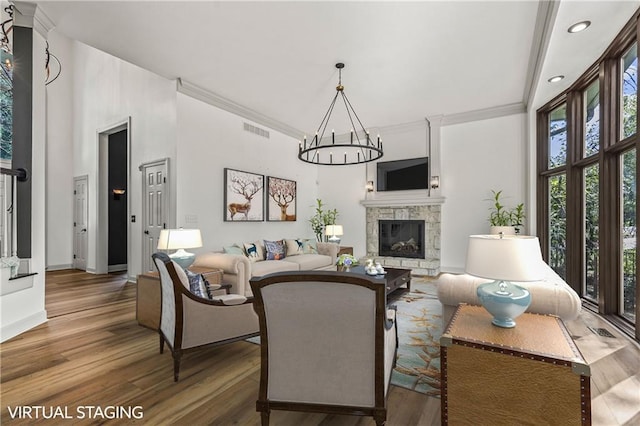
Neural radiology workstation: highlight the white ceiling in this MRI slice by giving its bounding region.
[33,1,640,136]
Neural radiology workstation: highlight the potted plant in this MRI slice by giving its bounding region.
[336,253,358,271]
[309,199,339,242]
[488,190,525,235]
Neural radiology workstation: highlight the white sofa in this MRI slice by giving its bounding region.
[192,242,339,297]
[437,261,582,325]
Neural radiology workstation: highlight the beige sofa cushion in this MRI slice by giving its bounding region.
[251,260,300,276]
[283,254,333,270]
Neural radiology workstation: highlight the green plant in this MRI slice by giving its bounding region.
[336,253,358,267]
[309,199,339,242]
[488,190,526,229]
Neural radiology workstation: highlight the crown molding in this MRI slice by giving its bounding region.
[177,78,303,140]
[376,119,427,135]
[523,0,560,107]
[441,102,526,126]
[13,2,54,37]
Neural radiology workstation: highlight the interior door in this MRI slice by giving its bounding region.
[73,175,89,270]
[141,160,168,273]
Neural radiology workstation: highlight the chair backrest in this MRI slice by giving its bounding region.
[250,271,388,408]
[152,252,188,348]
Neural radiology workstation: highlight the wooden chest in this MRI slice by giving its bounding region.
[440,304,591,425]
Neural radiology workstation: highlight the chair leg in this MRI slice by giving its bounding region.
[260,410,270,426]
[159,333,165,354]
[172,352,182,382]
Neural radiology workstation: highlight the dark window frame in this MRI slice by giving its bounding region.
[537,9,640,340]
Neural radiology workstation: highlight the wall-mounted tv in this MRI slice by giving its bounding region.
[376,157,428,191]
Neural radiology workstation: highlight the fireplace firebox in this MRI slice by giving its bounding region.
[378,220,425,259]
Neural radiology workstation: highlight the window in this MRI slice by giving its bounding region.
[622,43,637,139]
[538,10,640,339]
[584,164,599,301]
[549,174,567,279]
[621,149,637,322]
[549,104,567,168]
[584,81,600,157]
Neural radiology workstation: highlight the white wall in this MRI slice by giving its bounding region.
[176,93,319,252]
[45,30,74,270]
[440,113,526,272]
[46,33,177,279]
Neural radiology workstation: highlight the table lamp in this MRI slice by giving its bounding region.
[325,225,343,244]
[157,228,203,269]
[465,234,544,328]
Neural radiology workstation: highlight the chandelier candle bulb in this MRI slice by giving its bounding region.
[332,130,335,144]
[350,129,354,143]
[344,152,347,163]
[330,152,333,164]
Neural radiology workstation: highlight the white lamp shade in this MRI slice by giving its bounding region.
[157,229,203,250]
[465,235,544,282]
[325,225,344,236]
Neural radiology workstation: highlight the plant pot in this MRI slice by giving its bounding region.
[490,226,516,236]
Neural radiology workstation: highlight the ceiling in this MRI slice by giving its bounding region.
[33,1,640,136]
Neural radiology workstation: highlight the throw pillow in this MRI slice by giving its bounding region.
[243,241,265,263]
[285,239,305,257]
[264,239,286,260]
[301,238,318,254]
[223,244,245,255]
[186,270,209,299]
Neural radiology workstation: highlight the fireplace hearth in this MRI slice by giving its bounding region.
[378,220,425,259]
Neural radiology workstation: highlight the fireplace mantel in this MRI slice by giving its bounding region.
[360,193,445,208]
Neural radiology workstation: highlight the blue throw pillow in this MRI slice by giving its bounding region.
[264,239,286,260]
[186,270,208,298]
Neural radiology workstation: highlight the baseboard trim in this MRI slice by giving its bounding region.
[1,310,47,343]
[108,264,128,272]
[46,264,73,271]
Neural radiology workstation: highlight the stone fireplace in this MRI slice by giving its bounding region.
[362,199,442,276]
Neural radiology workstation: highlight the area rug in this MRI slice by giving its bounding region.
[245,278,442,397]
[390,278,442,397]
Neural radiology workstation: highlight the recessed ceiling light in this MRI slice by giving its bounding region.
[568,21,591,33]
[548,75,565,83]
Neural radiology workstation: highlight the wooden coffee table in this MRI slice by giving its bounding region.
[350,265,411,295]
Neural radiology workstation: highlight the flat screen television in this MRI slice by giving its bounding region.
[376,157,428,191]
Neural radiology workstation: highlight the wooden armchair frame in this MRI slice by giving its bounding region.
[152,252,259,381]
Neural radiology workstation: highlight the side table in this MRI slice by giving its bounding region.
[440,304,591,425]
[136,266,223,331]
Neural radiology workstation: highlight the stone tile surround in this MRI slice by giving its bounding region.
[365,205,441,276]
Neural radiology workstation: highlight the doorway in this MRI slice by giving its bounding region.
[96,118,130,276]
[140,158,168,274]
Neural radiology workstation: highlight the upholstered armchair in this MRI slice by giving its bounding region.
[152,253,259,381]
[250,271,398,426]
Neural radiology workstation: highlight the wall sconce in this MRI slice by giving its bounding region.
[430,176,440,189]
[366,180,374,192]
[112,188,126,200]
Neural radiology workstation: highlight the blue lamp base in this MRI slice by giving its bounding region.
[477,280,531,328]
[169,249,195,270]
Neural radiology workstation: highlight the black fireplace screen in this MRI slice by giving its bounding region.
[378,220,425,259]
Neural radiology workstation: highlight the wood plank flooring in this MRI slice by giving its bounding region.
[1,271,638,425]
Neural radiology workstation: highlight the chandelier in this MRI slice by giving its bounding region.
[298,63,383,165]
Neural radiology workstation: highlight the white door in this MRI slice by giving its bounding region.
[141,160,168,273]
[73,176,89,270]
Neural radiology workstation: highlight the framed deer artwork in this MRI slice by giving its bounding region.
[224,168,265,221]
[267,176,297,221]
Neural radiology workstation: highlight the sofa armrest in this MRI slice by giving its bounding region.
[192,252,251,296]
[317,242,339,259]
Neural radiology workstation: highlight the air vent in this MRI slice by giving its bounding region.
[588,327,616,338]
[243,122,270,139]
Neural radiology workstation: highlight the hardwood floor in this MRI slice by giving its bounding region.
[1,271,638,425]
